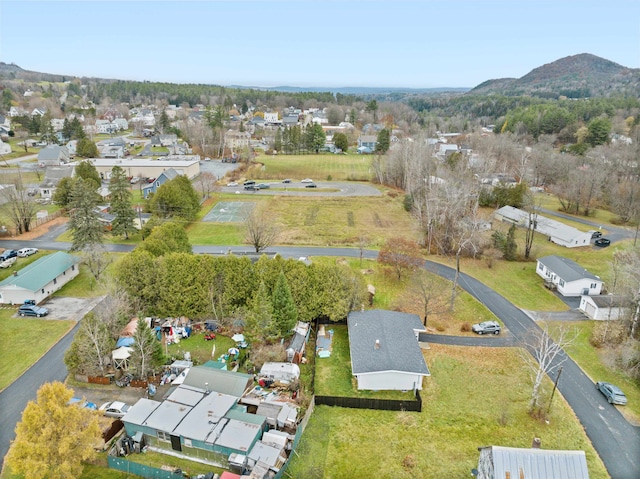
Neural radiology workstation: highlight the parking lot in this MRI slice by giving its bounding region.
[28,296,105,321]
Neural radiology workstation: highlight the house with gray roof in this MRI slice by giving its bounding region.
[495,206,592,248]
[141,167,180,198]
[347,310,430,391]
[536,255,603,297]
[476,445,589,479]
[39,165,75,199]
[0,252,80,304]
[37,144,70,166]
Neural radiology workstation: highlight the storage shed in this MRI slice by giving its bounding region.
[259,362,300,384]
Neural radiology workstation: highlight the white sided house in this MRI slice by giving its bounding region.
[0,252,80,305]
[495,206,592,248]
[536,255,603,297]
[579,295,629,320]
[347,310,430,391]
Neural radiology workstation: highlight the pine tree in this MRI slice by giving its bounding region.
[245,281,275,343]
[68,178,104,251]
[109,166,136,239]
[504,224,518,261]
[272,271,298,338]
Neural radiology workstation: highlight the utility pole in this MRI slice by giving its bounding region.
[547,366,563,414]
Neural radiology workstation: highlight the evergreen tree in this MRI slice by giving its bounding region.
[75,160,102,188]
[376,128,391,153]
[150,175,201,221]
[52,176,77,208]
[504,224,518,261]
[159,109,170,133]
[109,165,136,239]
[245,280,275,343]
[70,117,85,139]
[333,132,348,152]
[62,118,73,142]
[272,271,298,338]
[130,318,164,379]
[274,128,282,152]
[68,178,104,251]
[76,138,99,158]
[304,123,326,153]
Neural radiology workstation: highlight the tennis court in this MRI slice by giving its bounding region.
[202,201,255,222]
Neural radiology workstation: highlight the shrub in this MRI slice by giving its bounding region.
[460,322,472,332]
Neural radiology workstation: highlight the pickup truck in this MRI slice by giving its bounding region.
[0,256,17,268]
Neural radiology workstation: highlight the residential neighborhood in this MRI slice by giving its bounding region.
[0,46,639,479]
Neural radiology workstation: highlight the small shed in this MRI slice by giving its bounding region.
[259,362,300,384]
[285,322,311,364]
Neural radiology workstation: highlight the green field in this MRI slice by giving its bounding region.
[250,152,373,182]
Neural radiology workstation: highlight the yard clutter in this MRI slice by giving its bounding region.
[316,324,334,358]
[259,362,300,385]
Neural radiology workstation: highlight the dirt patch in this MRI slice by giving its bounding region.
[4,216,68,241]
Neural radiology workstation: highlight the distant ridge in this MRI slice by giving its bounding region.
[469,53,640,97]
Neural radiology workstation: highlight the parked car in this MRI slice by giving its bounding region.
[301,178,314,183]
[243,180,256,187]
[0,249,18,261]
[69,397,97,410]
[596,381,627,405]
[305,183,318,188]
[17,247,38,257]
[591,231,603,239]
[18,304,49,317]
[282,179,292,183]
[256,183,270,189]
[0,257,16,268]
[99,401,131,418]
[472,320,501,335]
[594,238,611,247]
[227,182,238,187]
[130,177,140,184]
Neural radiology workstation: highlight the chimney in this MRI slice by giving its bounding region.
[374,339,380,350]
[13,271,17,277]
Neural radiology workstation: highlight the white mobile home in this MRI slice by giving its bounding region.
[536,255,603,297]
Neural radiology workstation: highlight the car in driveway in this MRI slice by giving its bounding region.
[472,320,501,335]
[596,381,627,405]
[99,401,131,418]
[18,304,49,317]
[0,249,18,261]
[590,230,603,239]
[594,238,611,247]
[301,178,314,183]
[17,247,38,257]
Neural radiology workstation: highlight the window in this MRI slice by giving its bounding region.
[559,279,565,287]
[591,283,597,289]
[538,263,543,271]
[53,278,57,285]
[157,431,170,442]
[71,265,75,271]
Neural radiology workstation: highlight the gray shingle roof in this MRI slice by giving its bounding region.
[182,366,252,398]
[347,310,429,376]
[538,255,600,282]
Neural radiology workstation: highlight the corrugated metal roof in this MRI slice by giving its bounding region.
[538,255,600,282]
[0,252,79,292]
[347,310,430,376]
[490,446,589,479]
[182,366,252,398]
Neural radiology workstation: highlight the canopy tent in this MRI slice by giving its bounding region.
[232,334,245,343]
[112,346,134,369]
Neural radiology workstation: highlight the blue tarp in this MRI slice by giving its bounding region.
[116,337,135,348]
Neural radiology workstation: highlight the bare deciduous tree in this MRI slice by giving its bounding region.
[520,323,575,414]
[244,208,279,253]
[2,180,38,234]
[411,270,447,326]
[195,172,219,199]
[80,244,111,285]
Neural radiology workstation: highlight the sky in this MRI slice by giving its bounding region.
[1,0,639,89]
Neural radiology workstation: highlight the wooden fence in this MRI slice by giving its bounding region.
[315,390,422,412]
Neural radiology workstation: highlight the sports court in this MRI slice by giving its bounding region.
[202,201,255,222]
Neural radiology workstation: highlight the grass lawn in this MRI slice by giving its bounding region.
[252,152,373,182]
[0,309,75,391]
[314,325,414,400]
[544,320,640,425]
[165,332,238,368]
[534,193,620,226]
[287,344,609,479]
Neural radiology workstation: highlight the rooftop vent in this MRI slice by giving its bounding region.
[374,339,380,350]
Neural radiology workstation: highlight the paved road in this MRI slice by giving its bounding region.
[222,181,382,197]
[0,322,80,470]
[423,260,640,479]
[1,236,638,477]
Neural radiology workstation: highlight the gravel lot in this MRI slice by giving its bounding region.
[36,296,105,321]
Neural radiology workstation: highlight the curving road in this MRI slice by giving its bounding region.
[0,238,638,477]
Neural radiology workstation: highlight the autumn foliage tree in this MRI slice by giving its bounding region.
[377,237,424,280]
[6,382,101,479]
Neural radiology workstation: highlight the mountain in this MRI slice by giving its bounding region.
[0,62,70,83]
[468,53,640,97]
